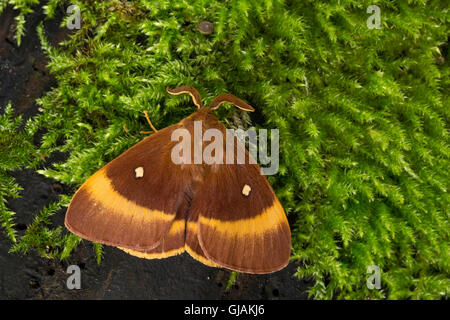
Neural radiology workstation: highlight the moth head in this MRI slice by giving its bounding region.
[166,86,254,113]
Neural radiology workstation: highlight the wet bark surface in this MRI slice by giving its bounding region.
[0,6,311,299]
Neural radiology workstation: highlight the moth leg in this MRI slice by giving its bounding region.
[143,110,158,132]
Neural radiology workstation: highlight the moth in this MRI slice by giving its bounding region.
[65,86,291,274]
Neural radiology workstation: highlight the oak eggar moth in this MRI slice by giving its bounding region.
[65,86,291,274]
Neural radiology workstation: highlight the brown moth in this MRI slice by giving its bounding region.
[65,86,291,274]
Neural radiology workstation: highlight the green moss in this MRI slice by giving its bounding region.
[0,103,37,243]
[1,0,449,299]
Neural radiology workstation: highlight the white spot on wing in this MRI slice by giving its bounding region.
[242,184,251,196]
[135,167,144,178]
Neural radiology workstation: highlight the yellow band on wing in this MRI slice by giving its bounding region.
[83,168,174,223]
[185,244,219,268]
[117,219,187,259]
[119,246,185,259]
[168,219,187,235]
[184,221,219,267]
[198,199,287,237]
